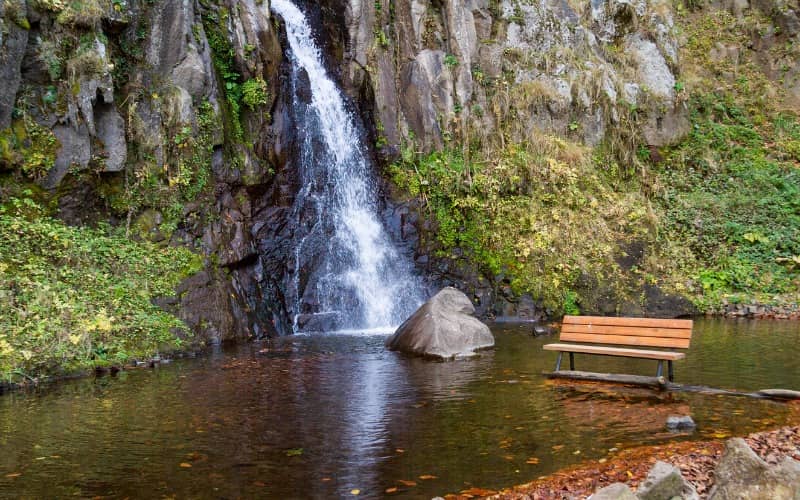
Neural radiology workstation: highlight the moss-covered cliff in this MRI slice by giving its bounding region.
[0,0,798,381]
[322,0,800,317]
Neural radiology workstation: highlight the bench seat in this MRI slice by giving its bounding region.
[544,315,694,381]
[543,343,686,361]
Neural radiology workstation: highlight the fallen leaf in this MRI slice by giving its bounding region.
[179,463,192,468]
[397,479,417,487]
[350,489,360,495]
[460,487,497,496]
[5,473,21,478]
[395,448,405,453]
[385,487,398,493]
[419,474,437,480]
[526,457,540,464]
[321,477,332,482]
[285,448,303,457]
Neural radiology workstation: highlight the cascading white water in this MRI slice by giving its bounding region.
[271,0,423,333]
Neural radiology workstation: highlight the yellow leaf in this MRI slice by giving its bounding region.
[69,334,82,345]
[350,489,360,495]
[179,462,192,468]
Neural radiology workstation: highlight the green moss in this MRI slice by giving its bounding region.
[0,196,202,382]
[0,115,59,181]
[101,100,217,227]
[242,77,270,111]
[56,0,107,28]
[391,136,648,311]
[652,94,800,310]
[202,8,245,142]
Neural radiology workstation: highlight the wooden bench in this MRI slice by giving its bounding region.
[543,316,694,382]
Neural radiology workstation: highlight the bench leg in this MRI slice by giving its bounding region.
[555,352,563,371]
[569,352,575,370]
[668,360,674,382]
[656,360,664,378]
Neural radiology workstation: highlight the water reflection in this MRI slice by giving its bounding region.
[0,319,798,498]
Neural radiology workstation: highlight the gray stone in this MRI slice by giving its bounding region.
[666,415,696,431]
[171,48,209,98]
[385,287,495,359]
[625,34,675,100]
[591,0,646,42]
[46,124,92,189]
[591,483,638,500]
[0,1,29,129]
[709,438,800,500]
[399,50,455,150]
[94,104,127,172]
[636,460,699,500]
[69,37,115,137]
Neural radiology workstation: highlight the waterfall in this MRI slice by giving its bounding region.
[270,0,424,334]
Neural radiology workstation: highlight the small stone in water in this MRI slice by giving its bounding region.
[666,415,696,431]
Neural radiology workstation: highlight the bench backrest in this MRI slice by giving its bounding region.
[561,316,694,349]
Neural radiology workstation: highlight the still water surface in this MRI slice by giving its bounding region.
[1,318,799,498]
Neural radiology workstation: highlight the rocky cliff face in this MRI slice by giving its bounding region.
[1,0,287,342]
[2,0,797,341]
[322,0,690,152]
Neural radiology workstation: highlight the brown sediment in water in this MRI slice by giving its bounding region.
[443,421,800,499]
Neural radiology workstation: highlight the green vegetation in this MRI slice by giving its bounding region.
[56,0,108,28]
[0,194,202,384]
[643,6,800,310]
[391,5,800,314]
[653,96,800,310]
[0,113,60,181]
[103,100,217,233]
[202,8,271,142]
[242,77,270,110]
[444,53,459,67]
[391,135,650,312]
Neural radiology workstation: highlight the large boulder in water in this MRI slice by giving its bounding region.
[385,287,494,359]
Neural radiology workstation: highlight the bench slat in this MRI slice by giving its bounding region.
[559,332,691,349]
[563,315,693,329]
[543,343,686,361]
[561,324,692,339]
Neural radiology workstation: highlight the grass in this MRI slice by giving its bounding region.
[390,135,653,312]
[0,195,203,384]
[644,6,800,310]
[651,94,800,309]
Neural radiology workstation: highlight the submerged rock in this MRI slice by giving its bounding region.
[385,287,494,360]
[666,415,697,431]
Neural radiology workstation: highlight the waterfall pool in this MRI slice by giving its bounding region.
[1,319,799,498]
